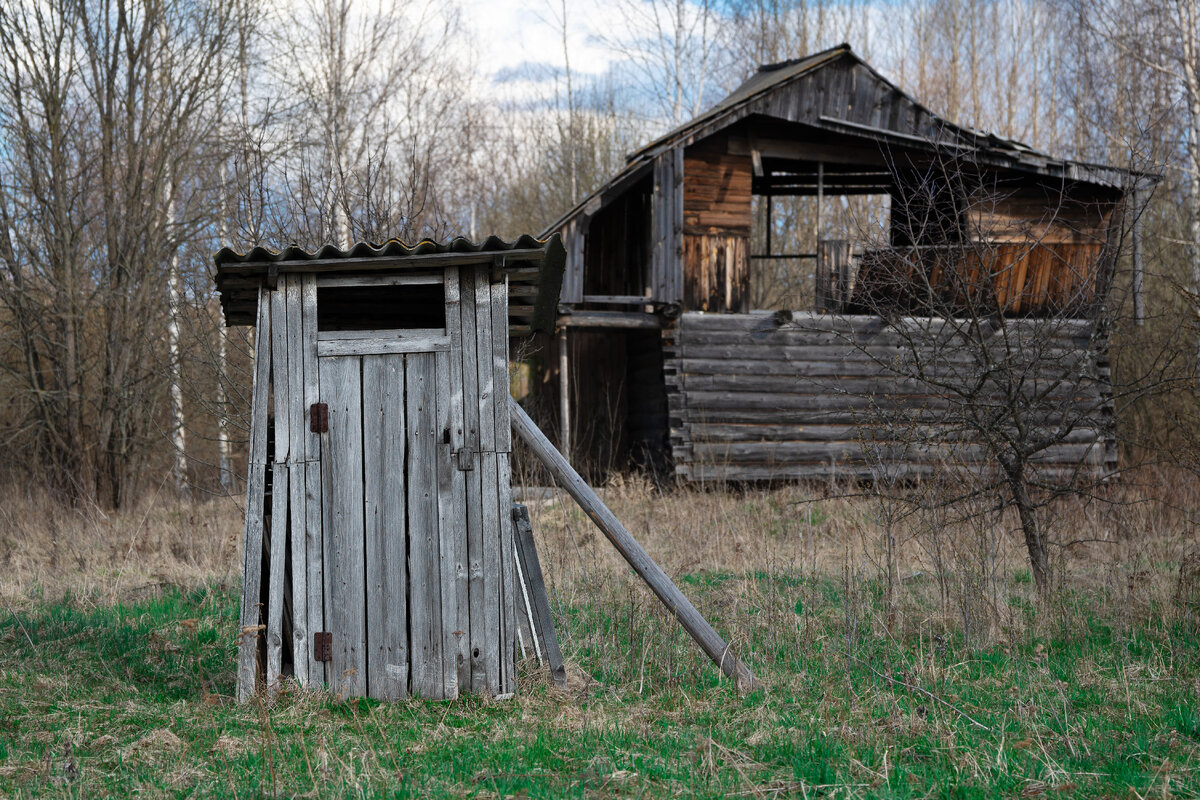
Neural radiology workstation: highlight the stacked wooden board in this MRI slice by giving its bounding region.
[664,311,1115,483]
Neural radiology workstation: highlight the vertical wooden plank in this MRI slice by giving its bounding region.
[300,274,324,688]
[460,267,487,695]
[285,276,308,688]
[265,466,288,693]
[266,287,290,693]
[434,347,460,698]
[672,144,685,305]
[363,355,408,700]
[497,453,516,693]
[323,355,366,699]
[407,352,444,698]
[651,155,667,301]
[479,450,501,695]
[489,272,516,693]
[238,288,271,702]
[475,265,496,452]
[491,274,511,454]
[444,268,471,692]
[475,263,501,695]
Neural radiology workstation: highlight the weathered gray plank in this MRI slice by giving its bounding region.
[475,265,496,452]
[300,274,324,688]
[434,347,461,698]
[323,355,367,699]
[237,289,271,702]
[318,327,447,342]
[443,267,471,692]
[316,272,442,288]
[407,352,445,699]
[497,453,516,693]
[479,450,501,696]
[363,355,408,700]
[266,286,291,693]
[491,274,512,453]
[265,466,288,694]
[512,504,567,690]
[284,276,309,688]
[460,267,487,695]
[316,336,449,357]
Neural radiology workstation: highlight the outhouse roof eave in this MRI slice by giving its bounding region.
[214,234,565,335]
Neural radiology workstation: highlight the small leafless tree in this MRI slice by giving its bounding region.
[833,149,1178,596]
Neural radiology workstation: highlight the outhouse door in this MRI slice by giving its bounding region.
[298,265,516,701]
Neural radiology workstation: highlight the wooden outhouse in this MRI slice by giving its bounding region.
[214,236,565,701]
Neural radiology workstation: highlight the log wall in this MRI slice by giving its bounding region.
[664,311,1115,482]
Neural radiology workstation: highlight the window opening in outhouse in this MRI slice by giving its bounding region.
[317,282,446,331]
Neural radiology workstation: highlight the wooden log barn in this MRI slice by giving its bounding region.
[214,237,567,700]
[538,43,1150,483]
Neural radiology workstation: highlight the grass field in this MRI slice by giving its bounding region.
[1,477,1198,797]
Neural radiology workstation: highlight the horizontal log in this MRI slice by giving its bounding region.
[678,373,1104,400]
[672,407,1108,426]
[678,311,1099,341]
[689,440,1103,465]
[678,342,1091,367]
[687,422,1107,445]
[678,328,1093,351]
[674,357,1093,381]
[678,462,1107,483]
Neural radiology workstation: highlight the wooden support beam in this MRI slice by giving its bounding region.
[509,396,758,692]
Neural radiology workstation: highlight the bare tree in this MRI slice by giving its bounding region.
[0,0,237,506]
[831,151,1175,596]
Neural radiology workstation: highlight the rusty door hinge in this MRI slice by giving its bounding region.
[455,448,475,471]
[310,403,329,433]
[313,631,332,662]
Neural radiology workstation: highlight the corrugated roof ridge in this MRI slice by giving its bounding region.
[213,233,553,266]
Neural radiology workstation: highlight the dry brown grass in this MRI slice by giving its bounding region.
[1,465,1196,644]
[0,486,242,607]
[522,466,1200,645]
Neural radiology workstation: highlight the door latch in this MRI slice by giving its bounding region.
[310,403,328,433]
[313,631,332,662]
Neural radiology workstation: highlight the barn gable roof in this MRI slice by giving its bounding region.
[543,44,1145,237]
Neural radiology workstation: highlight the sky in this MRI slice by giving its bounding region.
[463,0,638,103]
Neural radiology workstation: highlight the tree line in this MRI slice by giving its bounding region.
[0,0,1194,508]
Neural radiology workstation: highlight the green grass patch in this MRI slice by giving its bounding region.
[0,575,1197,797]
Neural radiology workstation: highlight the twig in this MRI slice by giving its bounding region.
[842,650,991,731]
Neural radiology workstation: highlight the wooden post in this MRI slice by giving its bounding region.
[558,326,571,462]
[1132,186,1145,327]
[509,396,758,692]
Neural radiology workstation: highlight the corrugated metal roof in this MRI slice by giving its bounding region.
[214,233,555,267]
[214,234,565,334]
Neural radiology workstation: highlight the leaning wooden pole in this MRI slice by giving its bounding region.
[509,396,757,691]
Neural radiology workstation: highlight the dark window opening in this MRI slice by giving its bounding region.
[317,283,445,331]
